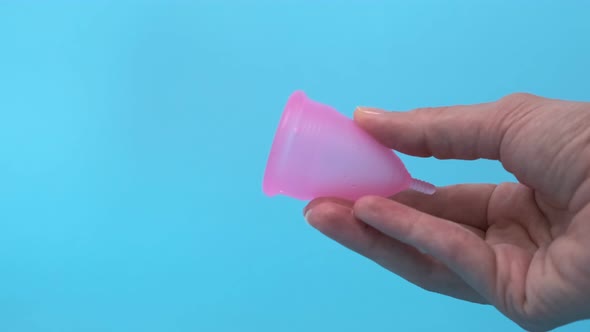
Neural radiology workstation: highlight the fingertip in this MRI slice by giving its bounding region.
[304,200,354,234]
[353,107,427,157]
[353,107,392,131]
[304,197,353,215]
[353,195,393,220]
[353,195,379,210]
[354,106,387,118]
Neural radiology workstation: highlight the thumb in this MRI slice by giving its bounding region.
[353,93,540,161]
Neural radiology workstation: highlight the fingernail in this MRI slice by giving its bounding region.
[356,106,386,115]
[304,208,312,223]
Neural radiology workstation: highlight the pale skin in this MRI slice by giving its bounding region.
[303,93,590,331]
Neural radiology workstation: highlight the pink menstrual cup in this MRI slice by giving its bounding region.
[263,90,435,201]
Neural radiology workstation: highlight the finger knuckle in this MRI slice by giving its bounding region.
[497,92,540,109]
[410,107,454,158]
[492,93,544,162]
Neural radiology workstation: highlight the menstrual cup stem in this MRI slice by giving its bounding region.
[409,178,436,195]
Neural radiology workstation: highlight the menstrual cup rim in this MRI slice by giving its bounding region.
[263,90,307,196]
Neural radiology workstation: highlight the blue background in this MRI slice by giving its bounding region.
[0,1,589,331]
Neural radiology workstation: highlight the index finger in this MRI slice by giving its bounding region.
[353,93,542,161]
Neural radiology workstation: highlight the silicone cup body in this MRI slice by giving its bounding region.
[263,90,434,200]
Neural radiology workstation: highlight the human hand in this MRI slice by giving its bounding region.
[303,93,590,331]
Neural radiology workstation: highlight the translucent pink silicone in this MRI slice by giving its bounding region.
[262,90,435,201]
